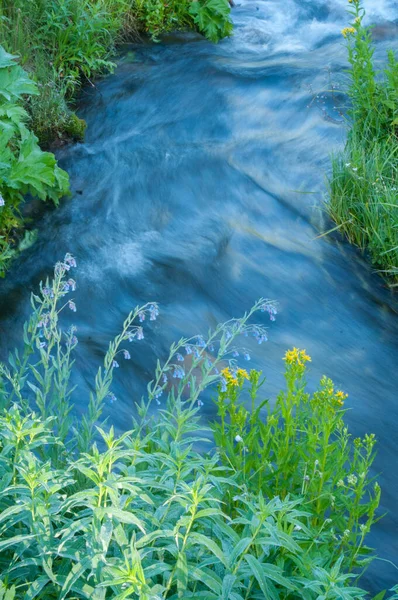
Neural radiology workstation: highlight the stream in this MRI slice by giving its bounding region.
[1,0,397,592]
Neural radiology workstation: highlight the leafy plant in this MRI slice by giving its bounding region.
[0,258,386,598]
[189,0,233,43]
[0,47,69,276]
[327,0,398,285]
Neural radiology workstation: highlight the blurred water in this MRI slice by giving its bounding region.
[0,0,397,592]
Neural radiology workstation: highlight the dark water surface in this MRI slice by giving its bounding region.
[1,0,398,592]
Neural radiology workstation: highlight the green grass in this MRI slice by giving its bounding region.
[328,0,398,285]
[0,258,390,599]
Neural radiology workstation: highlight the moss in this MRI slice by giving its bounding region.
[64,113,87,142]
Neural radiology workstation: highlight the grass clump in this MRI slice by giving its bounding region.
[0,256,388,598]
[328,0,398,285]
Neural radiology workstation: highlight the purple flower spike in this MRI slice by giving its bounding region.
[68,301,76,312]
[123,350,131,360]
[176,353,184,362]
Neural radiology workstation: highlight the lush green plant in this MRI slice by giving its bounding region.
[0,258,387,598]
[0,47,69,276]
[327,0,398,285]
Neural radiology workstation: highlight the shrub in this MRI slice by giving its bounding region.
[327,0,398,285]
[0,47,69,276]
[0,257,384,598]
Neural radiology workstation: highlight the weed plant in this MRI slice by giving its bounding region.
[328,0,398,285]
[0,256,390,598]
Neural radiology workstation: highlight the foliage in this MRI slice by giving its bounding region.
[189,0,233,44]
[327,0,398,285]
[0,258,386,598]
[0,47,69,277]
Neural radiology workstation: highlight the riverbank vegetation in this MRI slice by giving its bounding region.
[0,0,232,278]
[0,257,389,598]
[328,0,398,285]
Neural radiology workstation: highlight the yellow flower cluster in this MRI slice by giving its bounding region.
[221,367,249,387]
[335,390,348,406]
[283,348,311,367]
[342,27,356,38]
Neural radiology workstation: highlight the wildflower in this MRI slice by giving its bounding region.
[71,335,78,346]
[108,392,117,404]
[205,358,212,369]
[176,353,184,362]
[162,374,168,383]
[256,334,267,344]
[64,253,77,268]
[136,327,144,340]
[284,347,311,367]
[294,525,302,531]
[68,300,76,312]
[208,343,214,352]
[232,350,239,357]
[225,330,232,341]
[0,195,5,207]
[149,304,159,321]
[345,162,351,167]
[185,345,192,355]
[193,347,201,359]
[352,167,358,172]
[138,311,145,322]
[197,336,206,348]
[244,352,251,361]
[235,435,243,443]
[198,400,204,407]
[347,474,358,486]
[154,387,163,400]
[236,368,249,380]
[221,367,238,386]
[112,360,119,369]
[341,27,356,38]
[220,377,227,392]
[337,479,345,487]
[39,341,46,349]
[173,365,185,379]
[67,279,76,291]
[123,350,131,360]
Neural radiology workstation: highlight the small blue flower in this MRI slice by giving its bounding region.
[197,336,206,348]
[208,343,215,352]
[136,327,144,340]
[138,311,145,322]
[185,345,192,355]
[162,374,168,383]
[173,366,185,379]
[220,377,227,392]
[68,300,76,312]
[225,330,232,341]
[198,399,204,407]
[108,392,117,404]
[39,341,46,349]
[244,352,251,361]
[0,195,5,207]
[64,254,77,268]
[112,360,119,368]
[233,350,239,357]
[123,350,131,360]
[149,304,159,321]
[176,353,184,362]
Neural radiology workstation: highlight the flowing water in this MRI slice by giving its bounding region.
[1,0,398,591]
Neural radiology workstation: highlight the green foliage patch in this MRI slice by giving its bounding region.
[0,258,390,598]
[0,48,69,277]
[327,0,398,285]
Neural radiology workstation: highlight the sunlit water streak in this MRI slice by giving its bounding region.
[0,0,397,590]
